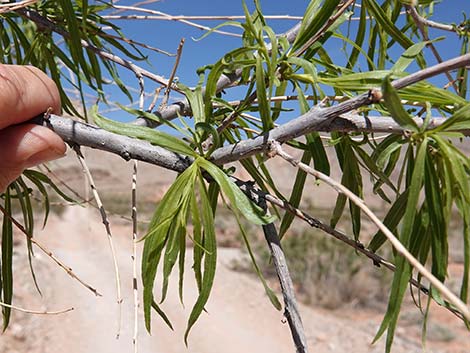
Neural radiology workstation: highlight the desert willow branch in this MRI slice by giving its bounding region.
[73,145,123,339]
[211,52,470,165]
[35,113,468,177]
[0,204,101,296]
[32,116,465,319]
[269,141,470,322]
[405,5,468,33]
[17,9,178,91]
[262,222,308,353]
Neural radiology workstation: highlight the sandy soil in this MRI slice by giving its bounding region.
[2,206,467,353]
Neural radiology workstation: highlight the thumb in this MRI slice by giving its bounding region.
[0,124,66,192]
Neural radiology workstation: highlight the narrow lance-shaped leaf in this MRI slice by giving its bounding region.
[94,112,197,157]
[184,174,217,344]
[382,75,418,132]
[142,164,198,332]
[197,158,275,225]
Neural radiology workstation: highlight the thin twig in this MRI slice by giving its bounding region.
[109,0,161,15]
[131,161,139,353]
[0,204,101,296]
[269,140,470,321]
[146,87,163,112]
[406,5,459,93]
[105,5,243,38]
[99,31,174,57]
[0,301,73,315]
[404,6,468,33]
[105,14,304,21]
[17,9,180,91]
[72,145,123,338]
[0,0,38,13]
[161,38,185,108]
[222,94,445,108]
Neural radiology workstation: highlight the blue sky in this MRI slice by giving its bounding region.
[97,0,470,122]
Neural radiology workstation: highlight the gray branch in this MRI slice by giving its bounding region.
[263,223,309,353]
[211,52,470,164]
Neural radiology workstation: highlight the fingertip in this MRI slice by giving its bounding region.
[0,124,66,170]
[0,65,61,129]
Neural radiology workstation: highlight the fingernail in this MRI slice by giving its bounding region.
[24,148,65,168]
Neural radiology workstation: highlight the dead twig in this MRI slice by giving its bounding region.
[72,145,123,338]
[131,161,139,353]
[0,204,101,296]
[105,5,243,38]
[161,38,185,108]
[406,5,459,93]
[0,301,73,315]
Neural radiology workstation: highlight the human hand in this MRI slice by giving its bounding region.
[0,65,66,192]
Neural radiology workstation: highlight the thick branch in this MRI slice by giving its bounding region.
[211,52,470,164]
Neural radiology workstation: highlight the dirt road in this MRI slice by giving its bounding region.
[3,206,464,353]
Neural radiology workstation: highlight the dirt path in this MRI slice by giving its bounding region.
[3,206,460,353]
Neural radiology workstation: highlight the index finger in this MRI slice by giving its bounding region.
[0,65,61,130]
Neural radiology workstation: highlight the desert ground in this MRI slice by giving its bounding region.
[1,146,469,353]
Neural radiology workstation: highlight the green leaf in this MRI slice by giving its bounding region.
[347,3,367,69]
[291,0,342,53]
[142,164,198,332]
[23,170,77,204]
[392,39,443,73]
[151,300,174,330]
[255,55,272,131]
[374,139,428,351]
[382,75,419,132]
[432,103,470,132]
[184,175,217,344]
[94,112,197,157]
[197,158,275,225]
[363,0,414,50]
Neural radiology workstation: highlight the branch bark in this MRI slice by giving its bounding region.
[210,52,470,165]
[262,222,309,353]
